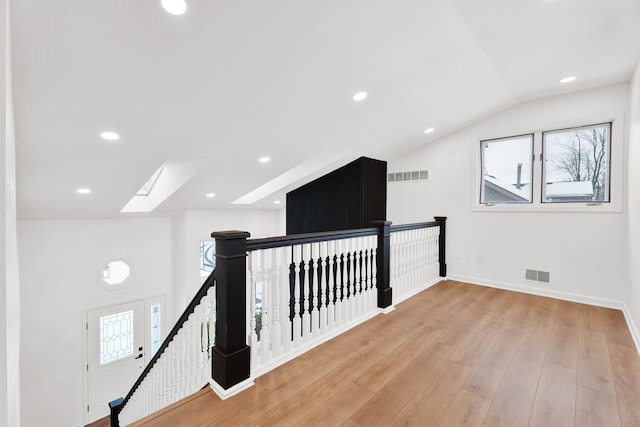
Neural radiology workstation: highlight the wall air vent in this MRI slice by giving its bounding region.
[526,269,550,284]
[388,170,428,182]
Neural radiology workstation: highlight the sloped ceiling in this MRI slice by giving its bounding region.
[11,0,640,219]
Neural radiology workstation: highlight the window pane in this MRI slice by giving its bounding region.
[543,123,610,203]
[480,134,533,204]
[200,241,216,277]
[150,304,162,356]
[100,310,134,365]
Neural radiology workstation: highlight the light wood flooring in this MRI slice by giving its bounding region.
[109,280,640,426]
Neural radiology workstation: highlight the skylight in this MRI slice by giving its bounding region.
[136,168,164,196]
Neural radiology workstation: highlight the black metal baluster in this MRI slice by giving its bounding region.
[332,254,338,304]
[308,257,315,318]
[339,253,345,301]
[358,249,364,294]
[316,255,323,320]
[298,258,306,323]
[346,251,352,300]
[325,255,330,308]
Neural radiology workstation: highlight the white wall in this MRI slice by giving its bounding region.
[388,83,630,307]
[2,1,20,425]
[18,218,173,427]
[0,1,7,424]
[172,209,281,318]
[627,63,640,348]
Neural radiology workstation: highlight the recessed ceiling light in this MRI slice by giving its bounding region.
[161,0,187,15]
[259,157,270,163]
[206,193,215,198]
[560,76,576,84]
[424,127,435,134]
[100,131,120,141]
[274,200,281,204]
[76,188,92,194]
[352,92,368,102]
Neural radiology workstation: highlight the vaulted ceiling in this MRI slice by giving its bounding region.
[11,0,640,219]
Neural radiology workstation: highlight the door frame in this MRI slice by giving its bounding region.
[82,295,167,424]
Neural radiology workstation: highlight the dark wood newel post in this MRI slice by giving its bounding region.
[211,230,251,390]
[434,216,447,277]
[109,398,123,427]
[372,220,392,309]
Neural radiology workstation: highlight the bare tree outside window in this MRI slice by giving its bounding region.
[543,123,611,203]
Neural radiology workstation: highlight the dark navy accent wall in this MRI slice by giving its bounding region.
[286,157,387,234]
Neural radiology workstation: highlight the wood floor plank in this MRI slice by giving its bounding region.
[554,300,581,328]
[349,342,454,426]
[354,324,441,393]
[461,326,522,399]
[609,343,640,425]
[577,328,616,395]
[448,314,504,368]
[521,298,558,349]
[580,304,606,333]
[253,350,382,426]
[529,362,576,427]
[437,302,491,348]
[482,343,545,427]
[419,282,476,329]
[575,385,621,427]
[389,360,471,426]
[434,388,492,427]
[545,324,578,369]
[602,308,637,349]
[486,289,517,319]
[291,383,374,427]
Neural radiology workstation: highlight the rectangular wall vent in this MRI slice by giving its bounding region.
[526,269,550,284]
[388,170,428,182]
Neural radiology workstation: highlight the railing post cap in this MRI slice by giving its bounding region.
[109,397,124,409]
[370,220,392,227]
[211,230,251,239]
[434,216,447,222]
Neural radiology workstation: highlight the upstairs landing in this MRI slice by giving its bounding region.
[98,281,640,427]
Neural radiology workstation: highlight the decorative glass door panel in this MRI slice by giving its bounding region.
[87,300,144,422]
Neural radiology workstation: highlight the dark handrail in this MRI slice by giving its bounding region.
[246,227,378,251]
[390,221,439,233]
[110,269,216,427]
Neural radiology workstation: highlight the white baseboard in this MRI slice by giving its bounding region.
[622,304,640,356]
[209,377,255,400]
[448,274,640,355]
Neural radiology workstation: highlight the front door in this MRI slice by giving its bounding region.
[86,300,145,422]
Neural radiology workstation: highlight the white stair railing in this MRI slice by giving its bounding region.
[247,231,379,377]
[112,274,216,426]
[390,222,441,303]
[110,218,446,426]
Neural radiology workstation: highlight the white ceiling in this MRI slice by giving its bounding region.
[11,0,640,220]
